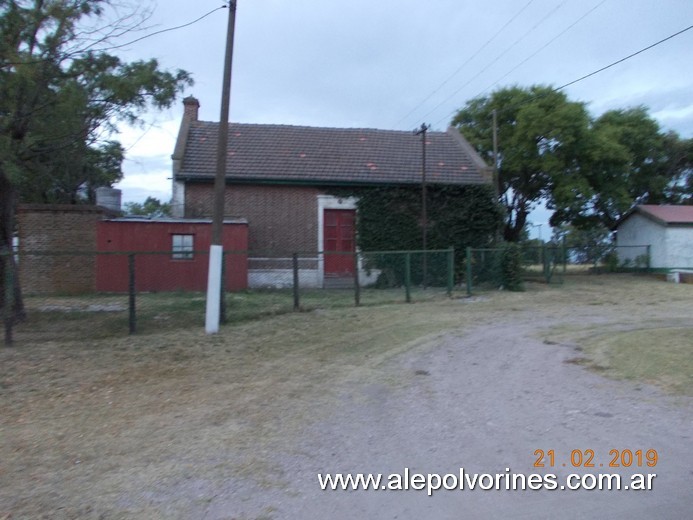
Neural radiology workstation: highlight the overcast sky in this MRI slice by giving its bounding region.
[111,0,693,235]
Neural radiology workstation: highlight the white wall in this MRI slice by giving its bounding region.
[617,214,663,267]
[665,227,693,268]
[617,214,693,269]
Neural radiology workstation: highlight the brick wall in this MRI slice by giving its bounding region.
[18,204,105,295]
[185,184,323,254]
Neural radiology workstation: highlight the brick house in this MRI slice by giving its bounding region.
[171,96,492,288]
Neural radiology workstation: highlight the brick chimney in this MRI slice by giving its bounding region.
[183,95,200,121]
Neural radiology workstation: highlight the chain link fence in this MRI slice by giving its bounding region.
[2,248,457,345]
[464,243,652,294]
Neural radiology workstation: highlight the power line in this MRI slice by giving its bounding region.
[477,0,609,98]
[420,0,568,128]
[99,6,227,52]
[555,24,693,91]
[435,23,693,127]
[2,6,226,65]
[392,0,538,129]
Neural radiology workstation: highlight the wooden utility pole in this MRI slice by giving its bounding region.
[492,109,499,198]
[415,123,430,288]
[206,1,237,334]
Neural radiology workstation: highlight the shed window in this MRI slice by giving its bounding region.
[172,234,194,260]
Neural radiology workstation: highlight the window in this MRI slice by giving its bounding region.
[172,234,194,260]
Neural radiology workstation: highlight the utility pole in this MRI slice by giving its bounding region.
[492,109,499,198]
[414,123,430,288]
[206,1,237,334]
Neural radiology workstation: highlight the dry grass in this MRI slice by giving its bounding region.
[1,274,691,518]
[581,327,693,395]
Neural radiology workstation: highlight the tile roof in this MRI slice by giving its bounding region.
[635,205,693,225]
[176,122,491,186]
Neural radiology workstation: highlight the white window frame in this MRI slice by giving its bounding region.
[172,234,194,260]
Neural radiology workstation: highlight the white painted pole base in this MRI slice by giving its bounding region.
[205,244,223,334]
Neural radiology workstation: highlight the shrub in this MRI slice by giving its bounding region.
[498,242,524,291]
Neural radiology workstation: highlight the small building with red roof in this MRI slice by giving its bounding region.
[616,205,693,269]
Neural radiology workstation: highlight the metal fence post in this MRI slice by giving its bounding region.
[353,251,361,307]
[128,253,136,335]
[646,245,651,272]
[3,249,14,346]
[292,253,300,311]
[466,246,472,296]
[447,247,454,296]
[405,252,412,303]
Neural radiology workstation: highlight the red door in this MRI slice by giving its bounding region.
[324,209,356,276]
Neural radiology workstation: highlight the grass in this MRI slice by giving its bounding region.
[581,327,693,395]
[14,286,455,340]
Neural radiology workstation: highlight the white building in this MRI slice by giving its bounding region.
[616,205,693,270]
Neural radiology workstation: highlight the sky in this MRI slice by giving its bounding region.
[109,0,693,238]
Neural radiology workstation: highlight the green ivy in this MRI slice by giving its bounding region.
[330,184,504,285]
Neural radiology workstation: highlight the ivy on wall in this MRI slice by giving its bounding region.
[330,184,504,284]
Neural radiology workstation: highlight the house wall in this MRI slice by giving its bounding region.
[183,185,380,288]
[185,184,322,253]
[17,204,105,295]
[96,220,248,292]
[616,214,665,267]
[664,226,693,268]
[617,214,693,269]
[185,184,326,287]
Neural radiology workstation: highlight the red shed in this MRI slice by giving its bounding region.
[96,218,248,292]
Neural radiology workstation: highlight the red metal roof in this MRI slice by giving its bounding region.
[636,205,693,225]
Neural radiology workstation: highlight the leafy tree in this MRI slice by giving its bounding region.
[452,85,591,242]
[124,196,171,218]
[0,0,192,339]
[552,223,612,265]
[552,107,692,229]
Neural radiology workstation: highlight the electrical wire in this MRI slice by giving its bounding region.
[554,24,693,92]
[98,6,227,52]
[2,5,227,66]
[393,0,537,129]
[435,23,693,127]
[420,0,568,128]
[477,0,609,98]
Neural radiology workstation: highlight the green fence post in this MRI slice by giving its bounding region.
[542,244,549,283]
[128,253,136,335]
[3,249,14,346]
[292,253,300,311]
[646,245,651,272]
[353,251,361,307]
[465,246,472,296]
[447,247,454,296]
[405,252,412,303]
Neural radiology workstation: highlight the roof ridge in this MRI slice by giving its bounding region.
[191,120,452,135]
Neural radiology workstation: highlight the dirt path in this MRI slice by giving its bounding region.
[196,311,692,519]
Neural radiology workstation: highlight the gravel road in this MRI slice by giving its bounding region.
[199,304,692,519]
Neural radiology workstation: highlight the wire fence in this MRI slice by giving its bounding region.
[1,248,456,345]
[464,244,652,293]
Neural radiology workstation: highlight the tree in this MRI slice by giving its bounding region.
[0,0,192,340]
[452,85,592,242]
[124,196,171,218]
[552,107,692,229]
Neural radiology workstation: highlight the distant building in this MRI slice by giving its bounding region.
[616,205,693,269]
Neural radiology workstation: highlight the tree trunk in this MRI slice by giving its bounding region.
[0,168,26,345]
